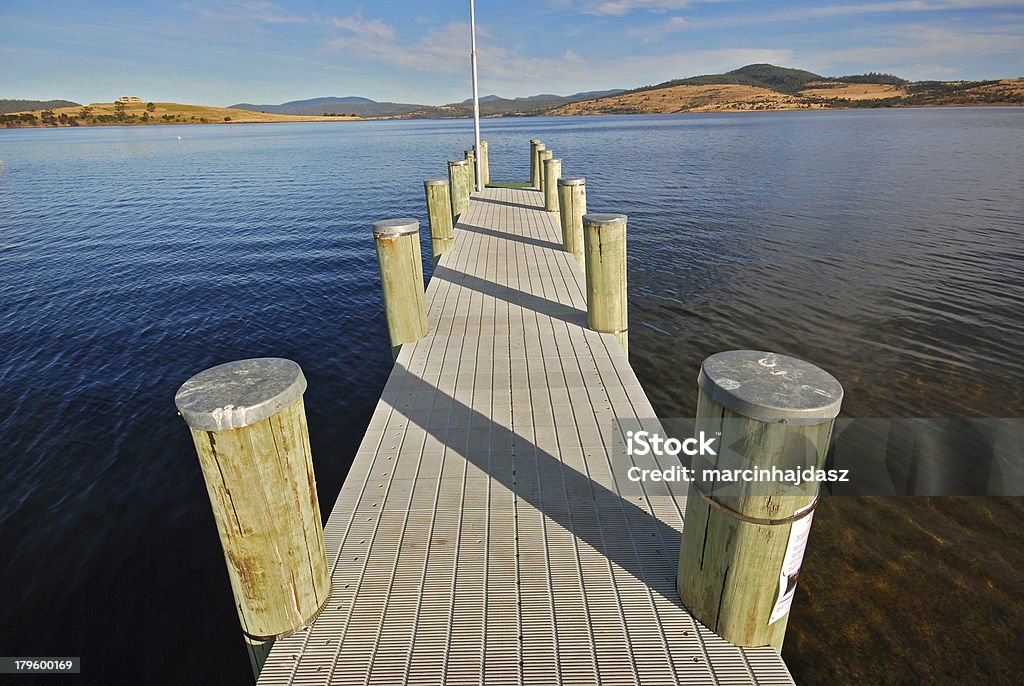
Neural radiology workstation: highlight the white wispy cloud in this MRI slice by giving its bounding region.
[184,0,307,25]
[323,10,396,42]
[585,0,693,16]
[623,0,1024,44]
[804,23,1024,69]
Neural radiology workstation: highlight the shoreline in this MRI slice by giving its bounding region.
[3,101,1022,130]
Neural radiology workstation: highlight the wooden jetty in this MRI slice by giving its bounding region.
[247,183,798,684]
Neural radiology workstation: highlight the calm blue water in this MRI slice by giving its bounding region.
[1,110,1022,684]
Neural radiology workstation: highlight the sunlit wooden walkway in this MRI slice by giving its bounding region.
[256,187,794,685]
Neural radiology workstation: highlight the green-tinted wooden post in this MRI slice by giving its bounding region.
[543,158,562,212]
[583,213,628,358]
[677,351,843,650]
[557,177,587,277]
[174,358,331,679]
[532,139,540,189]
[373,218,428,358]
[538,149,553,195]
[448,159,471,221]
[424,179,454,266]
[532,142,546,190]
[459,158,474,202]
[465,149,478,189]
[477,140,490,186]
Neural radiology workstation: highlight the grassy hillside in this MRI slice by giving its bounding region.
[548,64,1024,116]
[0,99,80,114]
[1,101,361,128]
[632,64,826,95]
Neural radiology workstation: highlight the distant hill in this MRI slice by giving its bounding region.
[234,89,628,119]
[547,64,1024,116]
[2,101,360,128]
[0,99,79,114]
[230,96,429,118]
[461,95,504,104]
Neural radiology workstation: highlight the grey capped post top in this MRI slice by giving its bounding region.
[424,178,448,186]
[373,218,420,237]
[558,177,585,186]
[449,159,470,166]
[698,350,844,425]
[583,213,627,227]
[175,357,307,431]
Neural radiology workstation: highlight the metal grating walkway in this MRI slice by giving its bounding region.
[257,187,795,685]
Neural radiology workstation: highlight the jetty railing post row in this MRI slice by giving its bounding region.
[373,218,429,359]
[583,213,628,358]
[174,358,331,678]
[543,158,562,212]
[424,179,455,265]
[677,350,843,650]
[557,177,587,279]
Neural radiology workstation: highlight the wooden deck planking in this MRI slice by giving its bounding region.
[256,187,795,685]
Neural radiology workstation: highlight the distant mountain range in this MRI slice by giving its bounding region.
[229,89,626,119]
[0,99,80,114]
[230,96,426,118]
[7,64,1022,128]
[228,65,1022,120]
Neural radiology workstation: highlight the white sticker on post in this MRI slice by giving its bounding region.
[768,502,815,625]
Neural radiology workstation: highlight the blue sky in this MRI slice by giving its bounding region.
[2,1,1022,106]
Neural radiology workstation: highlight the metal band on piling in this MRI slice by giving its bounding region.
[583,213,628,358]
[677,350,843,651]
[543,158,561,212]
[175,358,332,676]
[557,177,587,277]
[373,218,428,358]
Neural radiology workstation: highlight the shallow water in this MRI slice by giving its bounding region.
[1,109,1021,684]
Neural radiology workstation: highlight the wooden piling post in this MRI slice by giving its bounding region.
[583,213,628,357]
[532,139,540,189]
[477,140,490,187]
[677,350,843,650]
[557,177,587,277]
[543,158,562,212]
[465,149,478,189]
[538,149,553,195]
[424,179,454,265]
[373,218,428,358]
[448,159,471,220]
[459,158,475,201]
[532,142,546,190]
[174,358,331,677]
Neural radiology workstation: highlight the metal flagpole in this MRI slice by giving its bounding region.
[470,0,483,192]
